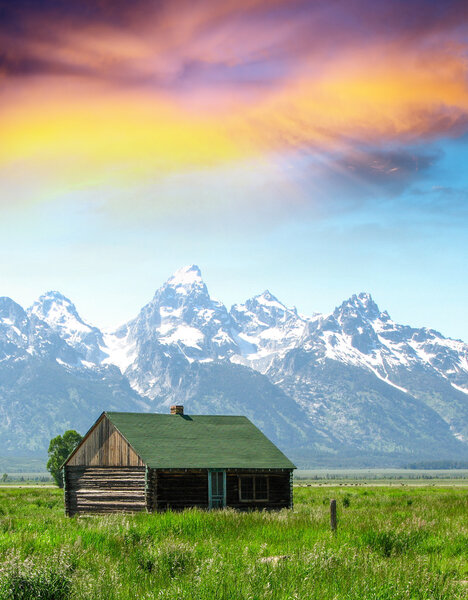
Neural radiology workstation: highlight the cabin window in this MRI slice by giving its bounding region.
[239,475,268,501]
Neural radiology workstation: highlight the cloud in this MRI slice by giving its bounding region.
[332,148,440,191]
[0,0,467,216]
[1,1,466,82]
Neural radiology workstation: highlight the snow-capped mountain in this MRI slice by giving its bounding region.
[28,291,106,364]
[230,290,312,371]
[0,296,144,456]
[265,291,468,448]
[0,296,80,365]
[104,265,240,398]
[1,265,467,465]
[97,267,468,455]
[301,292,468,393]
[126,264,238,362]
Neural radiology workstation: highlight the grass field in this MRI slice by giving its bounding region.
[0,486,467,599]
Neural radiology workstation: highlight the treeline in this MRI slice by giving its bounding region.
[402,460,468,469]
[1,474,52,483]
[295,473,467,481]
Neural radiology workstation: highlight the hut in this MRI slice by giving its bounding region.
[63,406,295,515]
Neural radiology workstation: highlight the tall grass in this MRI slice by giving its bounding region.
[0,486,466,599]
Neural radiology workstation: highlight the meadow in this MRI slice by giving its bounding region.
[0,486,466,599]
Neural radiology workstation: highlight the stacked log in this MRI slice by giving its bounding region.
[65,466,146,515]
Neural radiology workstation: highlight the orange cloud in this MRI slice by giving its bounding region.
[0,0,467,205]
[237,41,468,153]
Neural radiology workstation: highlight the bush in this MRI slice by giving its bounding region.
[0,550,74,600]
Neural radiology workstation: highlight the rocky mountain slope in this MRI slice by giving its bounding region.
[0,297,144,456]
[1,265,467,465]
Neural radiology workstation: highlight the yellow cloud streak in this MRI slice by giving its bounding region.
[0,41,467,199]
[0,88,248,190]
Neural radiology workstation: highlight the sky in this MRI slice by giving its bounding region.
[0,0,467,339]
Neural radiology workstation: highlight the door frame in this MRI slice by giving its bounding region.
[208,469,226,508]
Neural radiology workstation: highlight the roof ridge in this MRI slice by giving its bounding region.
[106,411,250,418]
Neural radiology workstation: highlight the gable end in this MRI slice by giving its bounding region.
[66,413,145,467]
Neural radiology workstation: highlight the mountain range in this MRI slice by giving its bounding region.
[1,265,467,467]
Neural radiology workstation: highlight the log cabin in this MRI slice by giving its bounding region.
[63,406,295,515]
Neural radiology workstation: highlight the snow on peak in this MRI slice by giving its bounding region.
[0,297,27,323]
[28,291,106,364]
[229,290,309,367]
[167,265,203,288]
[158,265,209,300]
[40,290,71,302]
[350,292,376,307]
[255,290,288,310]
[30,291,86,329]
[337,292,382,320]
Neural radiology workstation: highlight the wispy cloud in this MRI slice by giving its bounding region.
[0,0,467,215]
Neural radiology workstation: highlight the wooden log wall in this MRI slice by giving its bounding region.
[146,468,157,512]
[67,416,144,467]
[65,466,146,515]
[148,469,292,511]
[226,470,292,510]
[65,466,293,514]
[152,469,208,510]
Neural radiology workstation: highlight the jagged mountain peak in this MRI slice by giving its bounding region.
[237,289,294,315]
[229,290,308,366]
[335,292,383,321]
[30,290,81,321]
[165,264,204,290]
[29,290,93,331]
[0,297,27,322]
[254,290,288,309]
[28,290,105,364]
[150,265,212,308]
[111,264,238,374]
[38,290,71,301]
[0,294,86,366]
[258,289,277,301]
[232,285,308,333]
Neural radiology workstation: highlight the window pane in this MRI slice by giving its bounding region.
[255,476,268,500]
[240,476,254,500]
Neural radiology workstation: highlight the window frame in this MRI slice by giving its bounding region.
[238,474,269,502]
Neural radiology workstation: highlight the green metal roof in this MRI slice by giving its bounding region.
[105,412,295,470]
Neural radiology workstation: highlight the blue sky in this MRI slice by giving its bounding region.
[1,134,466,339]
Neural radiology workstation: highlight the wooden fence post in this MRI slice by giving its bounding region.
[330,499,337,532]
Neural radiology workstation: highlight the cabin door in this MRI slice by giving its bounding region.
[208,470,226,508]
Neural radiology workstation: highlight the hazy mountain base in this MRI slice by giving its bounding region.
[269,356,466,461]
[1,356,468,469]
[0,357,143,457]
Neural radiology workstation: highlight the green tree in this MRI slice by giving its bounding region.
[47,430,82,488]
[1,473,7,483]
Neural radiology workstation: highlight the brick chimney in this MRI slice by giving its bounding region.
[170,405,184,415]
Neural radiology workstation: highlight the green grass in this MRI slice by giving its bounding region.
[0,486,467,599]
